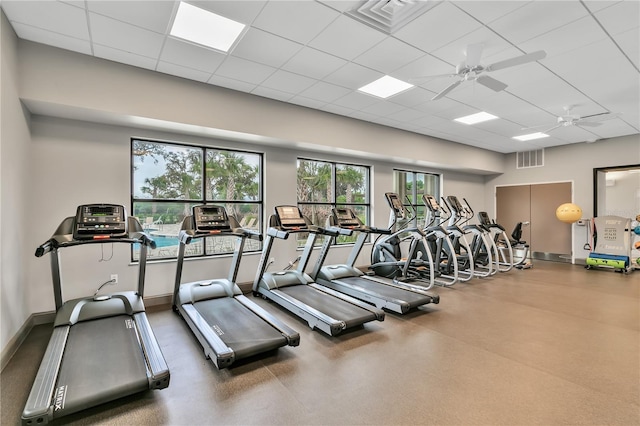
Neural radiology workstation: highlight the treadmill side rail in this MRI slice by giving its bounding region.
[133,312,170,389]
[181,304,235,369]
[234,295,300,346]
[308,283,385,321]
[22,326,70,425]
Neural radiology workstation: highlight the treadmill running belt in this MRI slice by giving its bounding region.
[338,276,433,307]
[54,315,149,418]
[194,298,287,359]
[278,285,376,328]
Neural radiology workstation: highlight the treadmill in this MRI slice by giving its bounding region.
[22,204,169,425]
[252,205,384,336]
[172,204,299,369]
[309,207,439,314]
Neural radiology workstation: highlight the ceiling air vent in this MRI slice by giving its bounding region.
[516,149,544,169]
[347,0,441,34]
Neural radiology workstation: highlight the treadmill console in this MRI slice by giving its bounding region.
[193,205,231,232]
[446,195,464,213]
[423,194,440,212]
[275,206,307,229]
[332,208,360,228]
[74,204,127,240]
[478,211,491,226]
[384,192,407,219]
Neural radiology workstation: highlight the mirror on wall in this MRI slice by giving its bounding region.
[593,164,640,218]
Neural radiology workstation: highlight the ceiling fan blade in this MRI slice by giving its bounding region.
[465,43,484,68]
[576,121,602,127]
[485,50,546,72]
[581,112,621,123]
[476,75,508,92]
[409,73,457,84]
[431,80,462,101]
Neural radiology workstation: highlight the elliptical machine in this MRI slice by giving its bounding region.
[477,211,514,272]
[370,192,436,289]
[421,194,459,286]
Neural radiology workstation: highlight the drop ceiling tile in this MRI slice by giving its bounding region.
[316,0,362,13]
[582,1,620,14]
[360,101,406,117]
[519,16,607,60]
[288,96,328,110]
[389,87,437,108]
[160,38,226,72]
[323,62,382,90]
[231,28,303,68]
[387,107,429,123]
[251,86,294,102]
[93,44,158,70]
[394,2,482,53]
[86,0,176,34]
[595,0,640,35]
[156,61,211,83]
[2,0,89,40]
[207,75,256,93]
[215,56,276,85]
[489,1,589,44]
[260,70,317,95]
[282,47,348,80]
[451,1,528,24]
[9,22,92,55]
[393,53,452,82]
[333,91,380,110]
[252,0,339,44]
[299,81,352,103]
[612,27,640,67]
[320,104,356,117]
[89,13,165,58]
[353,37,425,74]
[308,14,387,61]
[189,0,267,25]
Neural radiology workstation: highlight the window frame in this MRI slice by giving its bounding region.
[130,138,263,261]
[393,169,441,228]
[297,157,371,245]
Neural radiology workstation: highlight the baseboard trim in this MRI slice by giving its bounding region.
[1,311,55,372]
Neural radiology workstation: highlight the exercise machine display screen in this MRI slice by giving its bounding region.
[333,208,360,227]
[478,212,491,226]
[423,195,439,211]
[275,206,307,229]
[74,204,127,239]
[385,192,406,219]
[446,195,464,213]
[193,205,231,232]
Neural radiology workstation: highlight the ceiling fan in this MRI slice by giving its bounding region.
[412,43,546,101]
[524,106,621,133]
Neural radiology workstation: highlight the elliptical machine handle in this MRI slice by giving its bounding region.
[35,240,53,257]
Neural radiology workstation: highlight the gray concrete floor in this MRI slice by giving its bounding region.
[2,261,639,425]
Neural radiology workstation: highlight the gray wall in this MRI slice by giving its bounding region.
[485,135,640,261]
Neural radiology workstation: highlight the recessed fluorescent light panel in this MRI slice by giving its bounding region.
[358,76,414,98]
[170,2,245,53]
[513,132,550,141]
[454,112,499,125]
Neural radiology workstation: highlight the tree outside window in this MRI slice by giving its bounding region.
[394,169,440,228]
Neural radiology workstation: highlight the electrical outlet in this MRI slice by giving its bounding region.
[110,274,118,284]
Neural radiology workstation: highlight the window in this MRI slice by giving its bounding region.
[297,159,370,245]
[393,169,440,228]
[131,139,262,260]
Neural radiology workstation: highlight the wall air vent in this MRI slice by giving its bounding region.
[347,0,441,34]
[516,149,544,169]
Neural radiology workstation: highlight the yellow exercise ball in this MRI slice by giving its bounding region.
[556,203,582,223]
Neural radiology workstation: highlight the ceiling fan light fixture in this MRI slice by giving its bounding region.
[454,111,499,125]
[358,75,414,98]
[170,2,245,53]
[513,132,550,141]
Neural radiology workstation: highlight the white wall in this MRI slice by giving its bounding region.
[1,12,31,353]
[485,135,640,260]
